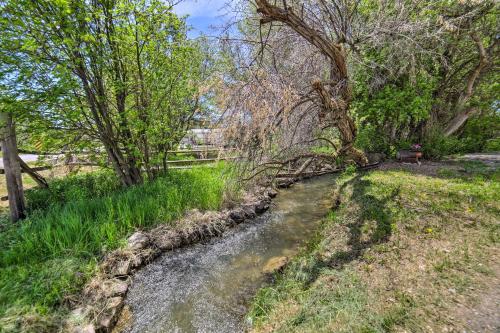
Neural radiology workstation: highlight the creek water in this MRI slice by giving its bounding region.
[123,175,337,333]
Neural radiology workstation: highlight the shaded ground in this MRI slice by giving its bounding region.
[249,160,499,333]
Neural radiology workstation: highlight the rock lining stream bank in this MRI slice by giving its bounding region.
[68,185,279,333]
[68,164,379,332]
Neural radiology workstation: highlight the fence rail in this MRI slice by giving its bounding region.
[1,149,236,201]
[0,166,52,175]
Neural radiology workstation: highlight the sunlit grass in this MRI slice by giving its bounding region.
[249,164,499,333]
[0,164,231,331]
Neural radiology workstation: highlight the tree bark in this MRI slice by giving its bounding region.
[0,112,26,222]
[255,0,367,165]
[443,33,491,137]
[444,108,478,137]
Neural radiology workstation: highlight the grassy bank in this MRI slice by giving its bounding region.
[249,161,499,332]
[0,164,231,332]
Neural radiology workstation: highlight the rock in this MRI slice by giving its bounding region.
[242,205,257,219]
[277,178,294,188]
[99,315,113,331]
[70,307,87,320]
[255,200,270,214]
[112,305,133,333]
[99,297,124,330]
[127,232,149,251]
[152,231,182,250]
[103,279,129,297]
[106,296,124,310]
[225,217,236,227]
[267,189,278,198]
[229,209,246,223]
[111,259,131,276]
[262,256,289,275]
[73,324,95,333]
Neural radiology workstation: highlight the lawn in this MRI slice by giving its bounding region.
[0,164,231,332]
[249,161,499,332]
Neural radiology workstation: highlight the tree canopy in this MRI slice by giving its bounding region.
[1,0,210,185]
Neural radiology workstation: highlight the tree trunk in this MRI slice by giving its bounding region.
[256,0,367,166]
[444,108,478,137]
[0,112,26,222]
[443,33,490,137]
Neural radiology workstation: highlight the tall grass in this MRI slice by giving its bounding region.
[0,164,230,330]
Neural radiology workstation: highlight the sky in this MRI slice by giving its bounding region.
[173,0,229,38]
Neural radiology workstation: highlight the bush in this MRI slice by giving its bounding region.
[422,132,465,159]
[460,114,500,153]
[355,125,391,155]
[423,113,500,159]
[484,138,500,152]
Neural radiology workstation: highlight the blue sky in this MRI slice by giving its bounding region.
[173,0,228,37]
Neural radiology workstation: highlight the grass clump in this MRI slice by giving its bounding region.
[25,170,121,212]
[249,163,499,333]
[0,164,231,332]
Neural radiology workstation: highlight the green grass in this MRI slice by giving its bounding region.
[0,164,231,332]
[249,163,500,333]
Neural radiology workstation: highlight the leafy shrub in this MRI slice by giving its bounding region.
[461,114,500,152]
[423,112,499,159]
[352,73,437,158]
[422,132,463,159]
[484,138,500,152]
[355,124,391,154]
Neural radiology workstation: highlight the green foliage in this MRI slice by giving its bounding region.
[354,75,435,127]
[423,112,500,159]
[460,114,500,152]
[422,132,467,159]
[484,138,500,152]
[0,165,230,329]
[355,124,391,155]
[25,170,121,212]
[353,74,436,154]
[1,0,212,182]
[352,0,498,157]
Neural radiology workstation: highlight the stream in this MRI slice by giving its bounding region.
[124,175,337,333]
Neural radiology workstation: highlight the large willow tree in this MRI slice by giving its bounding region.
[1,0,206,186]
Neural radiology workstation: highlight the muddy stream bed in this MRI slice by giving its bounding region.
[123,175,337,332]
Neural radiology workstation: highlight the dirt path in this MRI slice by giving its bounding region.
[454,262,500,333]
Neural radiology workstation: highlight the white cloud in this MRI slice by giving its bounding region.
[173,0,227,18]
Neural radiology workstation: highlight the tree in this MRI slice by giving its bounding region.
[254,0,367,166]
[0,111,26,221]
[351,0,498,152]
[1,0,207,186]
[219,0,370,182]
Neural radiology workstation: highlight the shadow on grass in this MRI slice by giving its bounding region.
[301,172,400,287]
